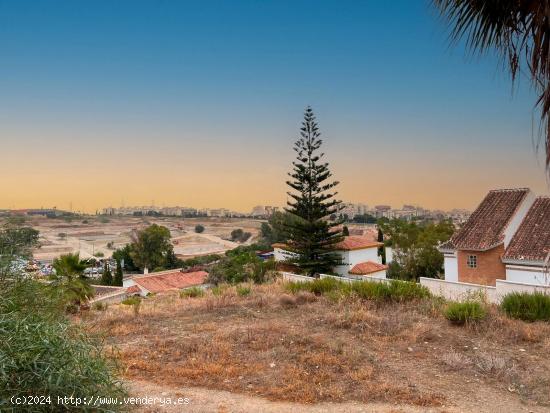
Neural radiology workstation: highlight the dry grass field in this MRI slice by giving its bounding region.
[80,281,550,412]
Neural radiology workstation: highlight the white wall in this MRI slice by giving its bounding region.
[505,266,549,286]
[280,272,315,282]
[122,278,135,288]
[420,277,498,303]
[420,277,550,304]
[503,190,536,248]
[334,250,350,276]
[276,246,381,278]
[122,277,150,296]
[443,254,458,282]
[385,247,393,264]
[335,247,380,276]
[496,279,550,299]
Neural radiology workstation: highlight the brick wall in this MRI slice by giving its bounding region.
[457,245,506,286]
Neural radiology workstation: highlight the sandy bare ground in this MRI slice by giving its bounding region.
[22,216,261,262]
[128,379,545,413]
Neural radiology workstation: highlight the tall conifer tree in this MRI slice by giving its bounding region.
[284,107,344,276]
[101,261,113,286]
[114,259,123,286]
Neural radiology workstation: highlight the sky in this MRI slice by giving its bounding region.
[1,0,548,213]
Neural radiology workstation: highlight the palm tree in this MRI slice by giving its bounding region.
[52,252,87,278]
[434,0,550,174]
[51,253,93,311]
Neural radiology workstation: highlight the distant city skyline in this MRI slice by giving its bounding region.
[1,1,549,213]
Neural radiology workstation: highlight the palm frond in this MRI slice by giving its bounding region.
[434,0,550,175]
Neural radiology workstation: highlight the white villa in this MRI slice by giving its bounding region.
[273,235,388,278]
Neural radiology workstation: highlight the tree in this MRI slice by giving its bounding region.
[195,224,205,233]
[0,224,39,278]
[206,246,275,285]
[112,244,138,272]
[434,0,550,175]
[284,107,344,276]
[164,247,181,269]
[342,226,350,236]
[114,259,123,286]
[231,228,244,241]
[381,219,455,280]
[51,253,93,310]
[0,226,39,259]
[101,261,113,286]
[53,253,87,279]
[130,224,173,272]
[377,227,386,264]
[260,211,299,246]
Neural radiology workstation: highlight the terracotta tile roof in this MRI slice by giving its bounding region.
[349,261,389,275]
[126,285,141,294]
[274,236,382,251]
[450,188,530,251]
[336,236,383,251]
[503,197,550,262]
[132,270,208,293]
[438,240,455,252]
[92,285,124,297]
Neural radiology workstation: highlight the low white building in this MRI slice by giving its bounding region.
[273,235,388,278]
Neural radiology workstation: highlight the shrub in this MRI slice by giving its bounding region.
[307,277,345,295]
[206,249,275,285]
[279,294,297,307]
[295,291,317,304]
[121,296,141,306]
[180,287,205,299]
[0,280,125,412]
[211,285,226,296]
[285,278,430,302]
[195,224,205,233]
[236,285,251,296]
[387,280,431,301]
[501,292,550,322]
[92,301,108,311]
[444,301,487,325]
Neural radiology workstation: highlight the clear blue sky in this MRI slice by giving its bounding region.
[0,0,547,212]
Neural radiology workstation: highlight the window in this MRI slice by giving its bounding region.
[467,255,477,268]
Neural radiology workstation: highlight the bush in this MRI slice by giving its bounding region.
[500,292,550,322]
[180,254,221,269]
[284,278,430,302]
[211,285,226,296]
[206,248,275,285]
[92,301,108,311]
[444,301,487,325]
[387,280,431,301]
[121,296,140,306]
[236,285,251,296]
[0,280,125,412]
[351,280,390,300]
[180,287,205,298]
[195,224,205,233]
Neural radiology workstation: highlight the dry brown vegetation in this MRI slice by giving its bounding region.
[80,281,550,411]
